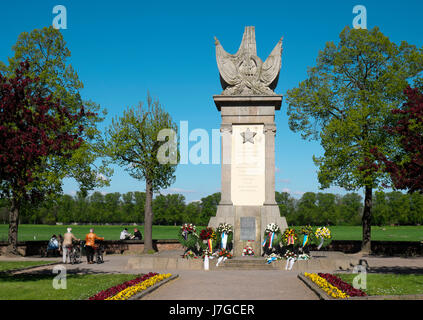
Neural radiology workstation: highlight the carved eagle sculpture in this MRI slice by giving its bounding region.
[215,26,283,96]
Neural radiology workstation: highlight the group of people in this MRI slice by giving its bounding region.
[48,228,104,264]
[120,228,142,240]
[47,227,143,264]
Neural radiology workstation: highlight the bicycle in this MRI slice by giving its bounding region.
[94,240,104,264]
[69,241,82,264]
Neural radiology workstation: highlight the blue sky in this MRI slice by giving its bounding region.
[1,0,422,202]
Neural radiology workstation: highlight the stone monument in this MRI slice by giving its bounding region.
[208,26,288,256]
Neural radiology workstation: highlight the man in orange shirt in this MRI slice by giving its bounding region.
[85,228,104,264]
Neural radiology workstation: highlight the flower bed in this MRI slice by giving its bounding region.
[106,273,172,300]
[304,272,349,299]
[318,273,367,297]
[88,272,172,300]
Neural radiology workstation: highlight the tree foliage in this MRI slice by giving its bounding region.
[285,26,423,252]
[372,86,423,193]
[103,93,178,252]
[7,190,423,228]
[0,61,90,253]
[1,26,110,195]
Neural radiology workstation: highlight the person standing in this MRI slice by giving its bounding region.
[85,228,104,264]
[63,228,79,264]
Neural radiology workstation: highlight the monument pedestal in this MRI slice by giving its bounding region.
[208,95,288,256]
[209,204,287,256]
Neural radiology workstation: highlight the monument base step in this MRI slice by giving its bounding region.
[124,251,359,272]
[221,258,274,270]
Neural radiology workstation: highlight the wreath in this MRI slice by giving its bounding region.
[216,248,232,259]
[199,227,218,251]
[177,223,200,251]
[215,223,234,249]
[281,228,298,247]
[262,223,283,249]
[300,225,315,247]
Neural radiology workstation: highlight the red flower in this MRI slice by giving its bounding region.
[88,273,158,300]
[318,273,367,297]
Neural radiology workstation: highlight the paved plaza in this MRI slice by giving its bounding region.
[2,252,423,300]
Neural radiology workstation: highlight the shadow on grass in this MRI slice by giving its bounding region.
[368,266,423,275]
[0,267,115,282]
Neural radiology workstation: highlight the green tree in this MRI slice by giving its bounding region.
[153,194,186,225]
[133,192,146,223]
[338,193,362,225]
[121,192,135,223]
[296,192,317,226]
[409,193,423,225]
[1,26,110,197]
[103,94,178,252]
[104,193,121,223]
[286,26,423,252]
[184,201,202,225]
[372,191,390,226]
[275,191,296,224]
[56,194,75,223]
[199,192,221,225]
[316,193,337,225]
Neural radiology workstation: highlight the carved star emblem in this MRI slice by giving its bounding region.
[240,128,256,144]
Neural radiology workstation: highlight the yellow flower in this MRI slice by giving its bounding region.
[304,273,349,299]
[106,273,172,300]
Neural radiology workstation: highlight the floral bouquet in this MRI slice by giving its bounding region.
[199,227,217,252]
[315,226,331,250]
[297,253,311,260]
[215,248,232,266]
[202,248,213,257]
[202,248,213,271]
[265,223,280,233]
[178,223,200,252]
[216,223,233,234]
[266,253,282,264]
[262,223,282,250]
[284,250,297,270]
[284,250,297,260]
[242,246,255,256]
[217,248,232,259]
[199,227,217,241]
[216,223,233,250]
[182,250,198,259]
[300,225,314,248]
[282,228,298,246]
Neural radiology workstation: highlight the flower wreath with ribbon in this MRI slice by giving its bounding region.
[178,223,200,250]
[216,223,233,250]
[315,227,331,250]
[300,225,314,247]
[262,223,282,249]
[282,228,298,246]
[199,227,217,252]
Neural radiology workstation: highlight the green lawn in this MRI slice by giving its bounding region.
[0,224,194,242]
[0,272,139,300]
[0,224,422,242]
[337,273,423,296]
[0,261,54,272]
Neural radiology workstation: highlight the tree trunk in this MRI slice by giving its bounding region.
[143,179,154,253]
[7,199,20,255]
[361,186,372,254]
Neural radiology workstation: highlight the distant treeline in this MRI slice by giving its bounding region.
[0,190,422,226]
